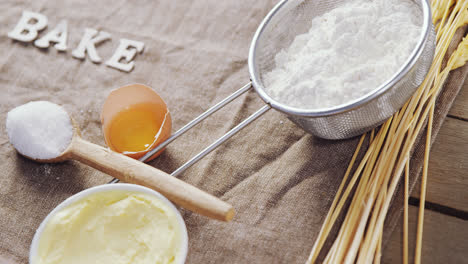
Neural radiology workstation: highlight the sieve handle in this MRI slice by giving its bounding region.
[109,82,260,183]
[171,104,271,177]
[108,82,270,180]
[140,82,254,162]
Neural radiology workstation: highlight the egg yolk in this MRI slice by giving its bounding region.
[107,103,166,153]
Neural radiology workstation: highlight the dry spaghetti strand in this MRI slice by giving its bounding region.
[306,0,468,262]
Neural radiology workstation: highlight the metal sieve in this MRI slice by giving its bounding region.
[250,0,435,139]
[111,0,436,181]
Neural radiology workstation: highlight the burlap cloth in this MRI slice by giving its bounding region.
[1,1,467,263]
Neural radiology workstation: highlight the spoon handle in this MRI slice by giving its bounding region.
[68,137,235,221]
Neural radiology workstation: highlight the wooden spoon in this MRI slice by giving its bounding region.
[28,117,235,222]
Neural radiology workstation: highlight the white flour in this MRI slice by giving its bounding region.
[264,0,422,110]
[6,101,73,160]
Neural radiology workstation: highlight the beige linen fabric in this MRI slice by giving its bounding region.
[0,0,467,263]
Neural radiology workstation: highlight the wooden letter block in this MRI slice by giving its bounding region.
[8,11,48,42]
[72,28,111,63]
[106,39,144,72]
[34,20,68,51]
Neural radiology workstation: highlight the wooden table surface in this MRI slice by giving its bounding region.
[382,76,468,263]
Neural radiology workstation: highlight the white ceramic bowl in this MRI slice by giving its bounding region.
[30,183,188,264]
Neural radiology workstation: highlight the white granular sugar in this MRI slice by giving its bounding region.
[6,101,73,160]
[264,0,422,109]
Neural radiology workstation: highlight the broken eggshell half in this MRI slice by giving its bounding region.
[101,84,172,161]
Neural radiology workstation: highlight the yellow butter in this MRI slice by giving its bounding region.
[35,190,182,264]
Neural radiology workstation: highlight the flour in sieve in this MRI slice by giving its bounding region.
[263,0,422,110]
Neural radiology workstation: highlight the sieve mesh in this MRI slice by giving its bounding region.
[249,0,435,139]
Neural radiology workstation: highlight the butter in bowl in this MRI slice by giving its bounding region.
[29,184,188,264]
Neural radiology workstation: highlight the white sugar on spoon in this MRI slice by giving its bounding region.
[7,101,73,160]
[5,101,234,221]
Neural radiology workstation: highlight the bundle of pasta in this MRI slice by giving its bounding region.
[307,0,468,263]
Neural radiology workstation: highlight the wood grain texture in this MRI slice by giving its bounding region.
[448,77,468,120]
[69,137,235,221]
[410,117,468,212]
[390,77,468,263]
[383,206,468,264]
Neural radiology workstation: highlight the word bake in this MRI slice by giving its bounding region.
[8,11,145,72]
